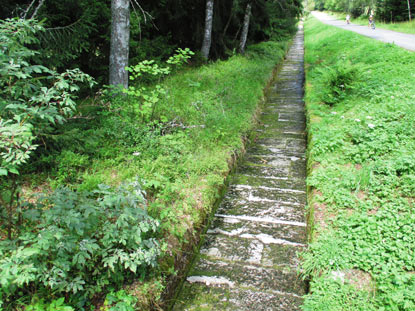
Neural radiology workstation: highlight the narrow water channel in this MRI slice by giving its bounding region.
[172,28,306,311]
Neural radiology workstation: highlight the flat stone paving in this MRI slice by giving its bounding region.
[172,29,306,311]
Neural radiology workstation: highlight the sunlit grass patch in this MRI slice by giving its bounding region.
[303,17,415,311]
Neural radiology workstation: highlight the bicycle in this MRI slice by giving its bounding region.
[368,15,375,29]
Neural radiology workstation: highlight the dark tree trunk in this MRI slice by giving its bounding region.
[239,2,252,54]
[109,0,130,89]
[201,0,214,59]
[408,0,412,21]
[223,0,234,38]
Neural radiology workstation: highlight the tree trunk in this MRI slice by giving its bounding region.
[201,0,214,59]
[223,0,234,39]
[109,0,130,89]
[408,0,412,21]
[239,2,252,55]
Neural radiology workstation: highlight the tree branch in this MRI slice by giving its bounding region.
[22,0,37,19]
[30,0,45,20]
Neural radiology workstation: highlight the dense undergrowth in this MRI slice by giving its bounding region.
[302,17,415,310]
[0,18,290,310]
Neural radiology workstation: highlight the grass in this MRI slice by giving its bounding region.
[328,11,415,34]
[13,40,290,310]
[302,17,415,311]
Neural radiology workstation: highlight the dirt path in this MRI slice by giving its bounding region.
[172,29,307,311]
[311,11,415,51]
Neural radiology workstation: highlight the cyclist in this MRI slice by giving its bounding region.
[346,14,350,24]
[368,15,375,29]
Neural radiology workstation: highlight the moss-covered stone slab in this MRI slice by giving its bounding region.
[261,243,305,268]
[247,141,305,158]
[216,197,305,223]
[265,97,304,106]
[208,215,306,244]
[173,283,303,311]
[230,173,306,192]
[199,233,304,267]
[220,183,306,205]
[188,258,306,295]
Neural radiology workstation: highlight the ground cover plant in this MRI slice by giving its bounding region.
[302,17,415,310]
[0,16,291,310]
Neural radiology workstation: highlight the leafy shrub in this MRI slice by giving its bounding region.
[123,48,194,123]
[377,273,415,311]
[0,181,162,309]
[26,298,74,311]
[318,60,361,106]
[303,276,376,311]
[0,18,95,177]
[102,290,138,311]
[0,18,95,241]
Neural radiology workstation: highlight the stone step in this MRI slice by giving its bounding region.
[265,99,304,107]
[216,189,305,223]
[230,173,305,190]
[259,122,305,134]
[255,129,305,140]
[208,214,306,245]
[254,136,306,147]
[187,258,306,296]
[236,164,306,184]
[247,142,306,158]
[277,71,303,77]
[260,111,306,123]
[238,160,306,181]
[200,233,305,267]
[173,283,303,311]
[272,83,303,92]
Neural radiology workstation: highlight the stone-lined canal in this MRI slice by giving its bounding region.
[172,28,306,311]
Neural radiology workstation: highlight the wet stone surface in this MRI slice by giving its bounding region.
[190,258,306,295]
[176,284,303,311]
[208,216,306,245]
[173,29,306,310]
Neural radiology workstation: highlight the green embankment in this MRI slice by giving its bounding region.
[302,17,415,310]
[3,40,290,310]
[329,11,415,34]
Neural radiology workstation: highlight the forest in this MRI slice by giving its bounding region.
[0,0,302,310]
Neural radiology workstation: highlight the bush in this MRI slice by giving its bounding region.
[0,18,95,177]
[0,181,162,309]
[318,60,361,106]
[26,298,74,311]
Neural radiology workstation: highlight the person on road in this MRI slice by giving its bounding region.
[346,14,350,24]
[368,15,375,29]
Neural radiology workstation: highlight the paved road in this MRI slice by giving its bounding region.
[312,11,415,51]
